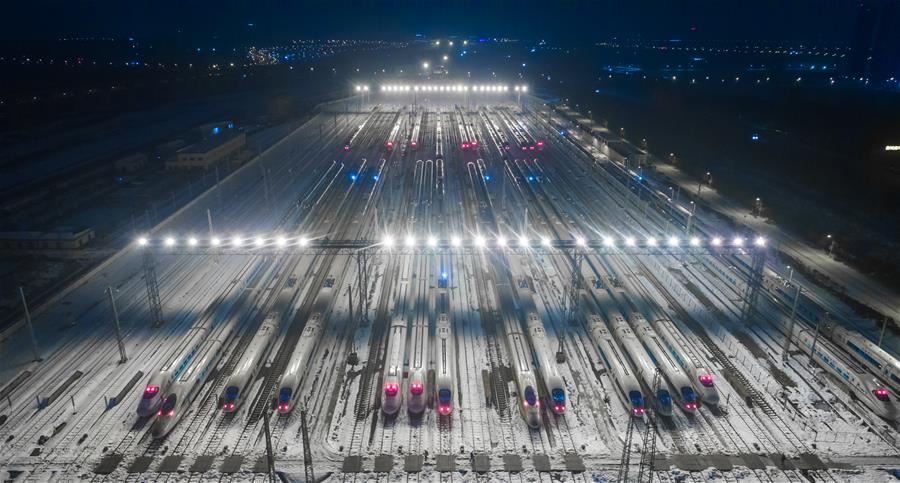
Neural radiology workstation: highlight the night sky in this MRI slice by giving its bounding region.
[2,1,860,44]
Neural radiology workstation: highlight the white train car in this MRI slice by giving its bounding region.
[276,313,323,414]
[609,310,673,416]
[630,312,698,413]
[276,277,336,414]
[410,111,422,150]
[407,305,429,414]
[650,315,720,405]
[507,324,542,428]
[525,312,567,414]
[382,317,408,415]
[221,312,279,412]
[434,313,454,415]
[586,314,646,416]
[825,323,900,395]
[385,115,402,151]
[152,321,235,438]
[138,322,209,417]
[793,325,900,421]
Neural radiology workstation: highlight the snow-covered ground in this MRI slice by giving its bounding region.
[1,98,899,482]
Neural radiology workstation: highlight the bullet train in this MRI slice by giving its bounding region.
[385,116,402,151]
[525,312,567,414]
[275,313,324,414]
[822,322,900,394]
[650,315,720,405]
[138,317,212,417]
[152,322,234,438]
[435,114,444,161]
[407,307,429,415]
[792,323,900,421]
[410,111,422,150]
[434,313,454,415]
[762,272,900,396]
[586,314,646,416]
[221,312,278,412]
[610,311,673,416]
[630,312,698,413]
[382,317,408,415]
[507,323,542,428]
[276,277,335,414]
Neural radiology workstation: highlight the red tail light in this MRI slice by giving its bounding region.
[874,388,890,401]
[554,404,565,413]
[684,402,697,410]
[698,374,714,387]
[632,407,645,415]
[144,385,159,396]
[166,410,174,416]
[537,140,544,147]
[410,383,424,395]
[438,405,450,414]
[384,383,399,396]
[344,145,350,151]
[278,403,289,412]
[156,410,162,416]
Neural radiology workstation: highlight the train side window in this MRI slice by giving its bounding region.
[847,341,882,369]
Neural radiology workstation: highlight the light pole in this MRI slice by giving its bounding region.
[786,265,794,285]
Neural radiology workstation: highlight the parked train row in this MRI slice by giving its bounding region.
[584,288,719,419]
[380,312,456,417]
[722,252,900,421]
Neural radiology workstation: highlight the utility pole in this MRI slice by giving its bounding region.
[262,408,276,483]
[106,287,127,363]
[141,247,164,327]
[301,404,315,483]
[17,287,41,362]
[347,284,354,324]
[878,317,889,348]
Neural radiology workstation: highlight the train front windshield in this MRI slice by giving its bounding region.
[629,390,644,408]
[278,388,292,403]
[438,389,452,404]
[551,388,565,404]
[681,387,696,403]
[224,386,239,402]
[160,395,177,416]
[524,387,538,406]
[657,390,672,408]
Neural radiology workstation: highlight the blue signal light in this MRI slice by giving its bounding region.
[527,175,535,182]
[483,175,491,182]
[212,127,220,135]
[350,173,358,181]
[441,272,448,280]
[372,174,379,181]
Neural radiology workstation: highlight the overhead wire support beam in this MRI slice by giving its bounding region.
[740,247,767,324]
[140,248,164,327]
